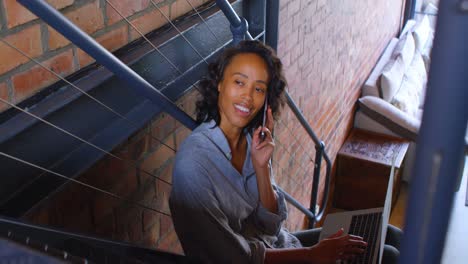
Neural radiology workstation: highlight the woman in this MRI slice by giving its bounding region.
[169,40,400,263]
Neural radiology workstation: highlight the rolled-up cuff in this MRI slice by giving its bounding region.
[255,191,288,235]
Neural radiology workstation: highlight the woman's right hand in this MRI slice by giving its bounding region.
[307,229,367,263]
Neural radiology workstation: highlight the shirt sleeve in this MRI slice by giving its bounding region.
[170,153,266,264]
[252,164,288,236]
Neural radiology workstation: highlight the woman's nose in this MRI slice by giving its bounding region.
[241,86,254,102]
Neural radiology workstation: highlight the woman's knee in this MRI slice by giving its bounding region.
[292,227,322,247]
[382,245,399,264]
[385,225,403,249]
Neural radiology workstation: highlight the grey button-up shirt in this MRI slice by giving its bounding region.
[170,120,302,264]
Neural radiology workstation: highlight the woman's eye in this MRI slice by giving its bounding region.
[235,80,244,86]
[255,87,265,93]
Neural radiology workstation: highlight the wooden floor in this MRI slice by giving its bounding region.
[389,182,407,228]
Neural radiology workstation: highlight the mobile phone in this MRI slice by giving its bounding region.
[260,97,268,141]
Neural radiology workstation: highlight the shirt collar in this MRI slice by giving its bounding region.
[199,120,252,163]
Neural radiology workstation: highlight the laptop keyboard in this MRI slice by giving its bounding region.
[347,212,382,264]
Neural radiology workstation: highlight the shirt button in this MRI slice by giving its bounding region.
[226,152,232,160]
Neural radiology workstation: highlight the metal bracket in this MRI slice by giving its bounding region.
[230,17,249,44]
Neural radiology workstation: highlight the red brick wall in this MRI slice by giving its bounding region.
[0,0,209,112]
[17,0,405,257]
[275,0,405,230]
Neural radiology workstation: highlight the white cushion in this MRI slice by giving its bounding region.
[409,53,428,108]
[391,75,420,119]
[380,55,406,102]
[391,52,427,112]
[392,33,416,70]
[407,52,427,91]
[357,96,420,140]
[421,32,434,72]
[413,16,432,52]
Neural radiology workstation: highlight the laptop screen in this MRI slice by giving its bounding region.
[378,156,396,264]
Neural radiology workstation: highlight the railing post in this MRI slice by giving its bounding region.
[309,141,325,228]
[265,0,280,50]
[285,92,331,226]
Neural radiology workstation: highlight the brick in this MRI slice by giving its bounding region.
[143,209,161,231]
[105,158,134,183]
[93,191,121,225]
[111,167,139,198]
[114,205,143,242]
[4,0,74,28]
[158,161,173,183]
[3,0,37,28]
[126,133,150,160]
[97,24,129,52]
[48,0,75,10]
[77,24,129,68]
[154,180,171,214]
[142,213,161,247]
[137,175,157,206]
[48,1,104,50]
[12,49,75,103]
[127,212,143,242]
[169,0,192,20]
[106,0,150,25]
[140,139,175,175]
[177,89,198,117]
[152,135,176,158]
[129,5,170,41]
[151,113,177,144]
[157,216,181,253]
[173,0,213,19]
[159,214,174,234]
[288,0,301,16]
[0,82,9,112]
[0,24,43,75]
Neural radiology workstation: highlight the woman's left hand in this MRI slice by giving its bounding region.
[251,107,275,168]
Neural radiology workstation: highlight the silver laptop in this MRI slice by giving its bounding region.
[319,158,396,264]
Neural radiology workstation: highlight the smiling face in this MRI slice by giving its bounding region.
[217,53,269,135]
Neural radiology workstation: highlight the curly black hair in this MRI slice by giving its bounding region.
[195,40,287,132]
